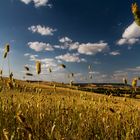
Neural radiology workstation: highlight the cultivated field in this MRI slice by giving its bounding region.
[0,79,140,140]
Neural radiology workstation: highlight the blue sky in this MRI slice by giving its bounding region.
[0,0,140,83]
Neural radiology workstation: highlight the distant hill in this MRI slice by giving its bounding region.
[74,83,131,87]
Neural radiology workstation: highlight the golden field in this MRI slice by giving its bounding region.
[0,79,140,140]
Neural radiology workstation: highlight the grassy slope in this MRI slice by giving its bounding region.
[0,80,140,139]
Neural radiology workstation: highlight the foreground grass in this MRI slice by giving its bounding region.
[0,88,140,140]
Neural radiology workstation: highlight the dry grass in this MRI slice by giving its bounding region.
[0,80,140,140]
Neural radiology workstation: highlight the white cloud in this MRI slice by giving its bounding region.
[122,22,140,39]
[117,38,139,45]
[112,71,128,82]
[28,42,54,52]
[57,37,109,55]
[40,58,55,64]
[38,58,62,73]
[20,0,49,7]
[113,71,128,77]
[30,54,39,61]
[28,25,56,36]
[20,0,31,4]
[53,45,68,50]
[54,43,79,50]
[126,66,140,72]
[24,53,30,56]
[117,22,140,45]
[57,37,79,50]
[24,53,38,61]
[112,66,140,83]
[40,58,57,67]
[109,51,120,56]
[24,55,61,74]
[89,71,100,75]
[81,58,87,62]
[59,37,72,43]
[91,72,109,83]
[55,53,86,63]
[78,41,109,55]
[56,37,73,49]
[69,42,79,50]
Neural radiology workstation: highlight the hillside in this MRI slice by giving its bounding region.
[0,78,140,139]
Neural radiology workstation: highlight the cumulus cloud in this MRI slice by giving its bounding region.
[57,37,80,50]
[24,53,30,56]
[24,54,61,73]
[117,22,140,45]
[55,37,73,49]
[28,25,56,36]
[109,51,120,56]
[59,37,72,43]
[54,43,79,50]
[40,58,57,67]
[20,0,31,4]
[57,37,109,55]
[28,42,54,52]
[24,53,39,61]
[37,58,62,72]
[20,0,49,7]
[112,71,128,82]
[113,71,127,77]
[78,41,109,55]
[30,54,38,61]
[91,72,109,83]
[112,66,140,83]
[122,22,140,39]
[126,66,140,72]
[69,42,79,50]
[55,53,86,63]
[53,45,68,50]
[117,38,139,45]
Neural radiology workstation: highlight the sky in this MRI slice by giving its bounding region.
[0,0,140,83]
